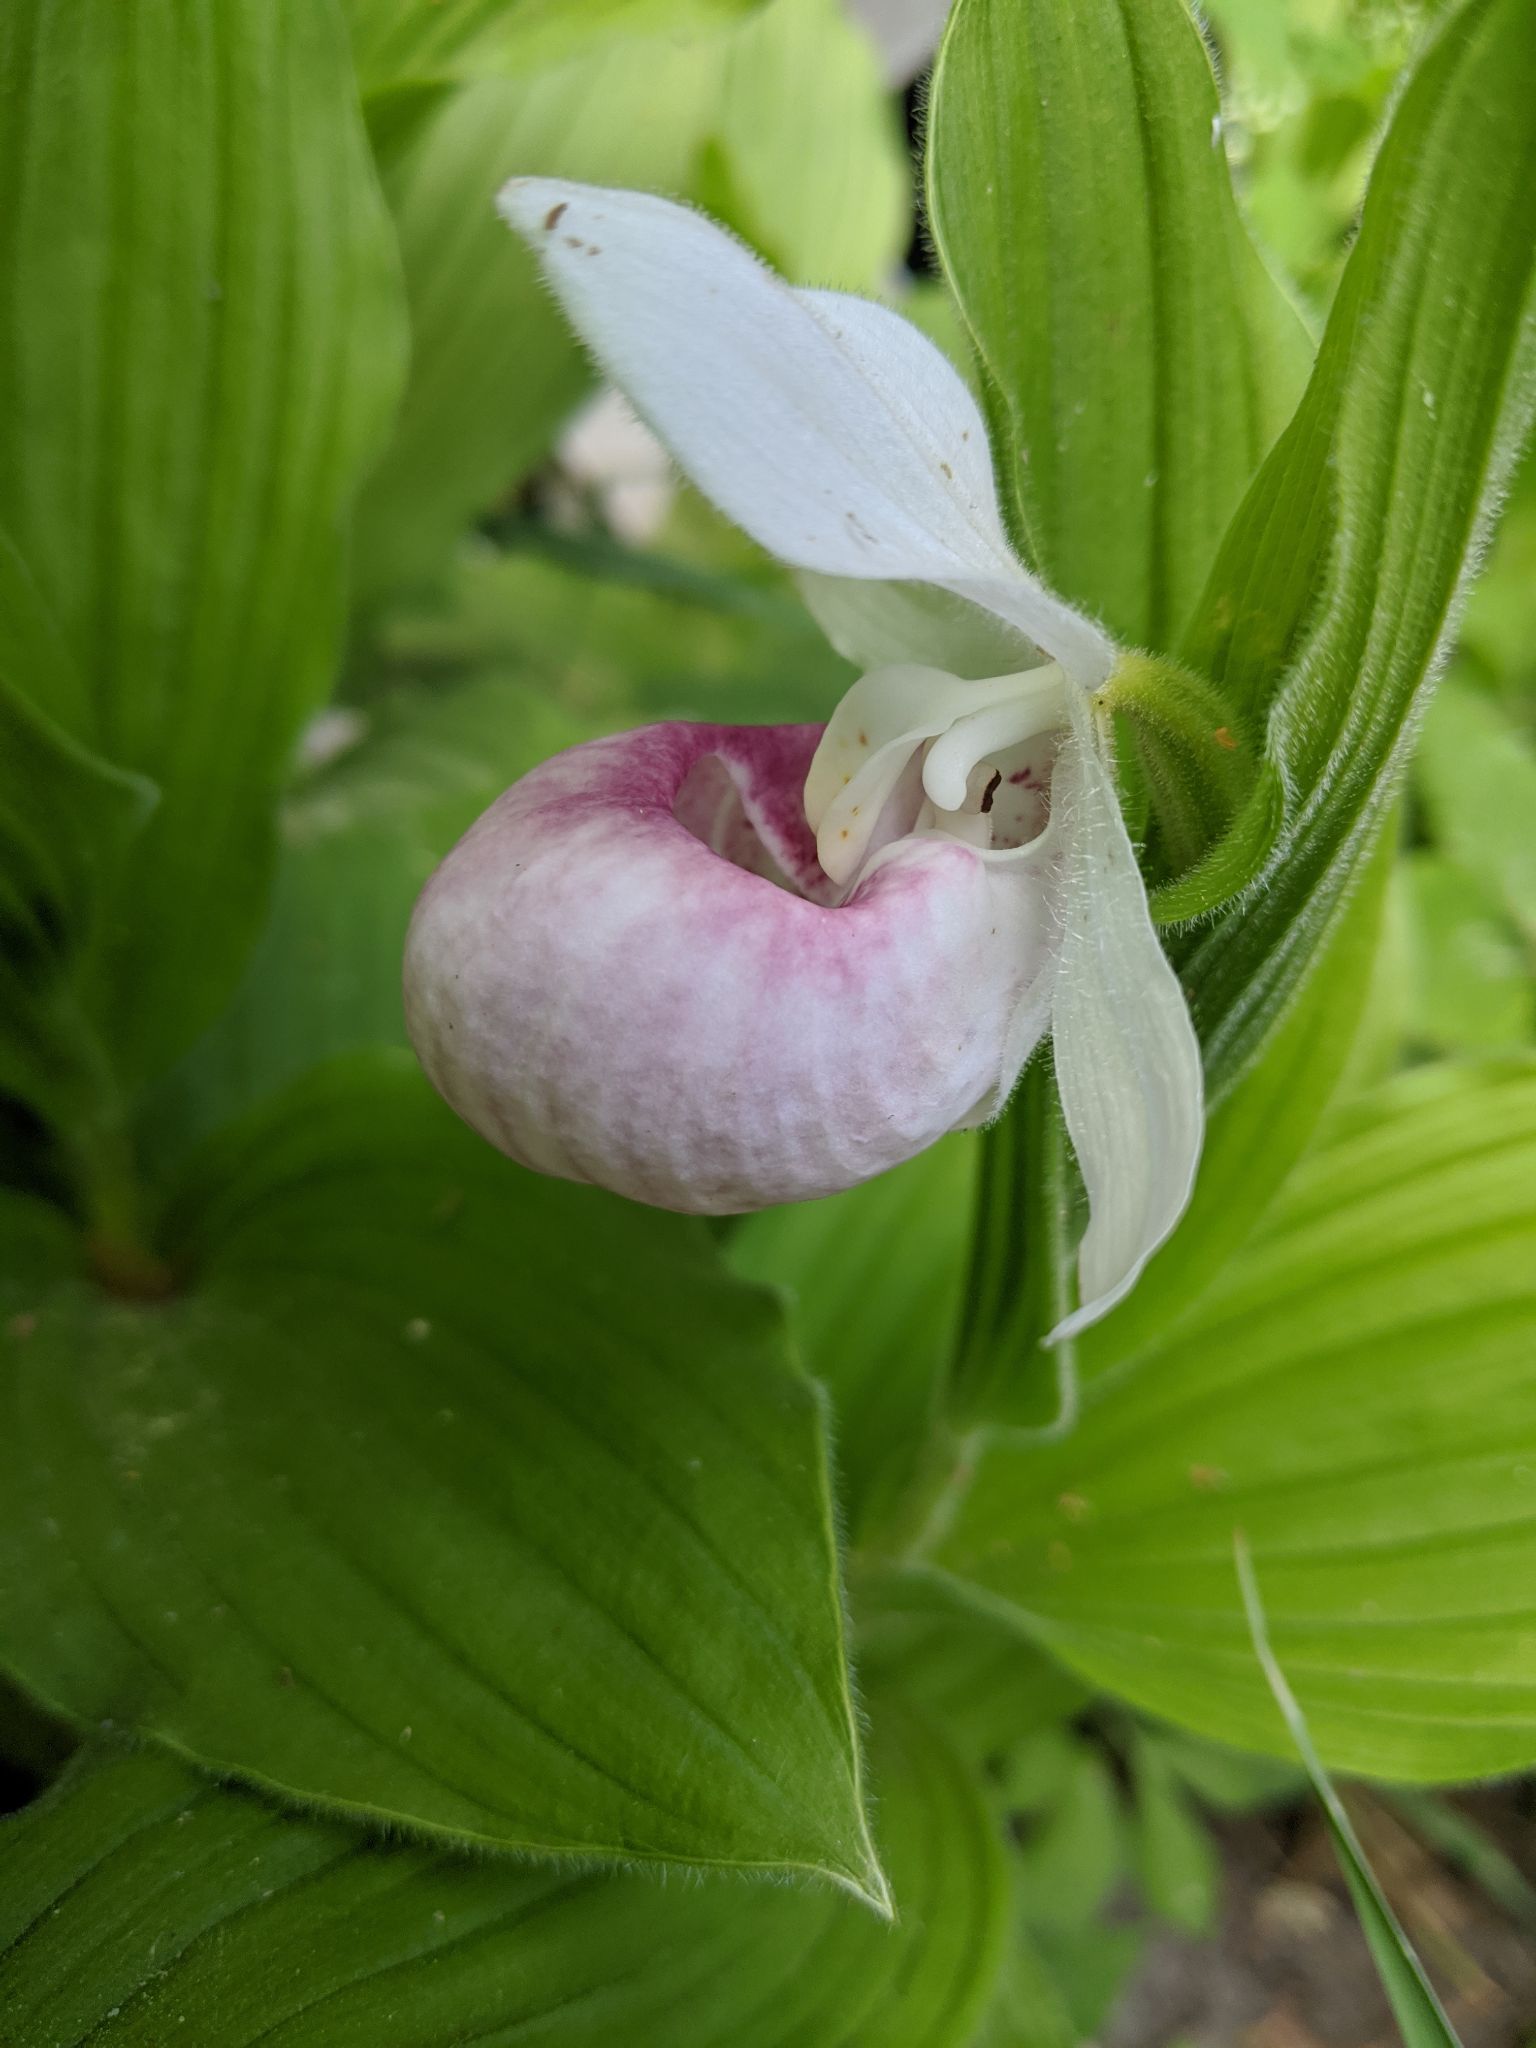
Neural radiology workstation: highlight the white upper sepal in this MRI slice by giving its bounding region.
[499,178,1116,684]
[1046,689,1204,1341]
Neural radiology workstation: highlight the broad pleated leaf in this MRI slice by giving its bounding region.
[0,0,407,1084]
[1181,0,1536,1092]
[931,1060,1536,1781]
[0,1059,884,1899]
[926,0,1312,647]
[0,1704,1004,2046]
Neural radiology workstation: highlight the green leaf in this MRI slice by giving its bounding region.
[929,1058,1536,1781]
[0,1703,1007,2046]
[949,1057,1082,1431]
[0,0,407,1085]
[1416,676,1536,944]
[926,0,1311,648]
[0,1058,884,1899]
[730,1136,975,1548]
[1397,853,1534,1054]
[1129,1729,1219,1934]
[1181,0,1536,1091]
[345,0,766,91]
[0,673,155,1123]
[354,0,907,608]
[1236,1536,1463,2047]
[855,1570,1092,1769]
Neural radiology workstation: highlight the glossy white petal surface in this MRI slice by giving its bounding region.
[404,722,1056,1214]
[499,179,1116,682]
[1047,694,1205,1341]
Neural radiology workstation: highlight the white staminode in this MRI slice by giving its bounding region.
[474,177,1205,1340]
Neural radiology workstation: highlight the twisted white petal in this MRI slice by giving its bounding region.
[1046,692,1205,1340]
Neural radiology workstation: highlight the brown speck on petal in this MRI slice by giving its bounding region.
[940,461,953,479]
[544,202,567,232]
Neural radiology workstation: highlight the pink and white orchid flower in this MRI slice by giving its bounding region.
[403,179,1204,1339]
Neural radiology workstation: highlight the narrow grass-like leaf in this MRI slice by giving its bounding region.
[929,1060,1536,1781]
[0,0,407,1084]
[0,1703,1004,2046]
[926,0,1311,648]
[0,1059,884,1898]
[1235,1535,1463,2048]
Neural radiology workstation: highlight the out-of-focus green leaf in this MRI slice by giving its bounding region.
[927,0,1311,650]
[1180,0,1536,1088]
[1417,677,1536,942]
[690,0,906,289]
[1129,1729,1219,1934]
[355,0,907,608]
[0,0,407,1086]
[1398,854,1534,1053]
[731,1137,974,1547]
[0,1703,1006,2047]
[1236,1537,1464,2047]
[0,1059,886,1901]
[930,1060,1536,1781]
[0,673,155,1124]
[387,541,853,724]
[855,1570,1091,1768]
[346,0,765,91]
[1006,1738,1125,1932]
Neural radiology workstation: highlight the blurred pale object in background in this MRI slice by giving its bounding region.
[553,386,676,544]
[847,0,951,83]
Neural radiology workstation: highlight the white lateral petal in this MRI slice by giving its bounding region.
[1047,695,1204,1342]
[500,179,1116,681]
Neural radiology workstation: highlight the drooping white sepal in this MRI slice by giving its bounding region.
[1046,690,1205,1341]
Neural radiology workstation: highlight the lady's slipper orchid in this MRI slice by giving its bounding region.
[403,179,1204,1339]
